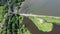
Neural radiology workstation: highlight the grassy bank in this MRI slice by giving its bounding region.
[39,17,60,25]
[20,14,60,25]
[29,16,53,32]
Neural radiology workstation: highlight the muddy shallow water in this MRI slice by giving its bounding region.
[23,17,60,34]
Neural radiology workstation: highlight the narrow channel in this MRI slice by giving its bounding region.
[23,17,60,34]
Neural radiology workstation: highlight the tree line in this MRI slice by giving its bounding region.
[0,0,28,34]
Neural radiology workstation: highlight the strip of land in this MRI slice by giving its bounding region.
[23,17,60,34]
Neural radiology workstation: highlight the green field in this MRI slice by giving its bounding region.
[39,16,60,25]
[29,16,60,32]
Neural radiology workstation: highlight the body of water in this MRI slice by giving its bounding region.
[20,0,60,17]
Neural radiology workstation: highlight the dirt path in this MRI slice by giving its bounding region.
[23,17,60,34]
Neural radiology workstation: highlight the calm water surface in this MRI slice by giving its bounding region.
[21,0,60,17]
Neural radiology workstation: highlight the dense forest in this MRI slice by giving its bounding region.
[0,0,31,34]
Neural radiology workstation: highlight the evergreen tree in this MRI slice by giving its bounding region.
[1,0,25,34]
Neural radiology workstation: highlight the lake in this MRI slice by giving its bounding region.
[20,0,60,17]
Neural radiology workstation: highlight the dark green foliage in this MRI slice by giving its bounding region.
[0,0,7,6]
[1,0,25,34]
[2,0,25,17]
[1,13,23,34]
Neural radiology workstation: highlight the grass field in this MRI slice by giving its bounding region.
[29,16,53,32]
[39,16,60,25]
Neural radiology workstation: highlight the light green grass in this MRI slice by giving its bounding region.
[29,16,53,32]
[23,29,31,34]
[0,28,2,33]
[39,17,60,25]
[0,6,5,22]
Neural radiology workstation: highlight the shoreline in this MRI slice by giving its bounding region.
[20,14,60,18]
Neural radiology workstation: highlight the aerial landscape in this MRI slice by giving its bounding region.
[0,0,60,34]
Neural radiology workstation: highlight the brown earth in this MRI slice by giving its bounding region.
[23,17,60,34]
